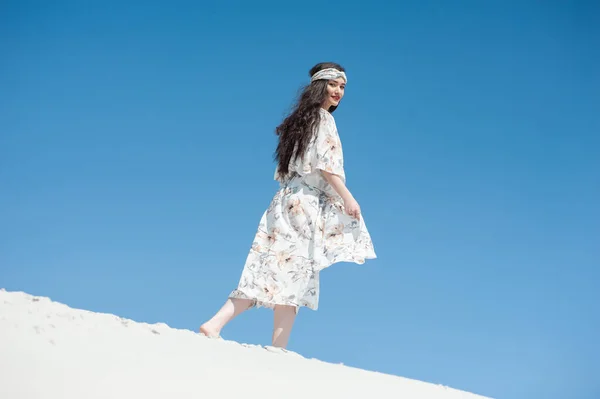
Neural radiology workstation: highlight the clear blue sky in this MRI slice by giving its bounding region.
[1,1,598,398]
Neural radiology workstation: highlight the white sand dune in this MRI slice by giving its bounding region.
[0,289,491,399]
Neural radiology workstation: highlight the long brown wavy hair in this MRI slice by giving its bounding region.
[274,62,345,179]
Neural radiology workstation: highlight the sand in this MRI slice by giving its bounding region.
[0,289,491,398]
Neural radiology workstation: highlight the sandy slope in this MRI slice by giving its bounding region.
[0,289,491,399]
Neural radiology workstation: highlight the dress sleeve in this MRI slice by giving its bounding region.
[312,114,345,181]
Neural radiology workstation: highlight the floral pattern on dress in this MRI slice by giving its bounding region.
[229,109,376,311]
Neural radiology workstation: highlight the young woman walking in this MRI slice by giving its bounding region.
[200,62,376,348]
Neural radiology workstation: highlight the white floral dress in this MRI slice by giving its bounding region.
[229,108,376,311]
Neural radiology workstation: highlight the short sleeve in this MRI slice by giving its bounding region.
[276,110,346,183]
[312,113,345,181]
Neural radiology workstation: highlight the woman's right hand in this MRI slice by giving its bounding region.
[320,170,361,220]
[344,196,361,220]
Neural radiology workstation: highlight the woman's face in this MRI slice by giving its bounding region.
[323,77,346,109]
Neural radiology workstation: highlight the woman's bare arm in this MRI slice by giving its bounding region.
[321,170,353,202]
[321,170,361,219]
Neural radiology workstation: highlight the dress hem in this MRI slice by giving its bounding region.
[228,289,317,312]
[316,248,377,271]
[229,253,376,312]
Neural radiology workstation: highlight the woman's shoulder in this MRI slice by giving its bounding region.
[319,108,334,119]
[318,108,336,128]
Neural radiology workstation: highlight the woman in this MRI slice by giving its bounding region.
[200,62,376,348]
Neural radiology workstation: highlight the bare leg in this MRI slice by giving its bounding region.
[199,298,253,337]
[272,305,297,348]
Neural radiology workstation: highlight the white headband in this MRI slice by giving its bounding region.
[310,68,347,83]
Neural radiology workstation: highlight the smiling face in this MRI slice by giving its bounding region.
[322,77,346,110]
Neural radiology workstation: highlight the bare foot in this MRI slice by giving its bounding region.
[199,323,221,338]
